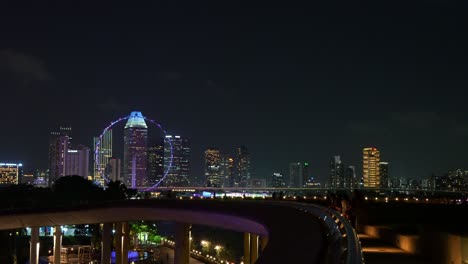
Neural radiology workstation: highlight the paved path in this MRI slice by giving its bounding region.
[158,247,204,264]
[359,234,430,264]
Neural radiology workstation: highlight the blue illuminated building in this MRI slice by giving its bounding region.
[123,111,148,188]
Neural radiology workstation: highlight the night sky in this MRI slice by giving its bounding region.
[1,1,468,183]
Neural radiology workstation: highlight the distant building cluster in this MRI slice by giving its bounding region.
[392,169,468,192]
[97,111,192,188]
[267,161,319,189]
[325,147,390,190]
[203,146,250,187]
[428,170,468,191]
[3,111,193,188]
[48,126,89,186]
[4,112,468,191]
[329,156,357,189]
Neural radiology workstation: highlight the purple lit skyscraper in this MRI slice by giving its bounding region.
[48,126,72,186]
[123,111,148,188]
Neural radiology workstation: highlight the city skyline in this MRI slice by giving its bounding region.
[2,116,468,185]
[2,2,468,183]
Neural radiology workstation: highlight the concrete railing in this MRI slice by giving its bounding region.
[362,224,468,264]
[289,202,364,264]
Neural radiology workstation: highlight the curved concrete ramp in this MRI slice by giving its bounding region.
[0,200,327,264]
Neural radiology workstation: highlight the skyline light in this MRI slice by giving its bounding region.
[6,114,468,191]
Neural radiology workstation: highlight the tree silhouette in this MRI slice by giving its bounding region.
[0,184,53,209]
[52,175,104,204]
[105,180,129,200]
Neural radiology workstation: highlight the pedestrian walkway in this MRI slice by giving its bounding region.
[159,246,204,264]
[358,234,430,264]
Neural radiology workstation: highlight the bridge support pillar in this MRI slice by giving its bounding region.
[115,222,122,264]
[260,235,268,253]
[101,223,112,264]
[174,223,190,264]
[250,233,259,263]
[243,232,251,264]
[53,225,62,264]
[29,227,40,264]
[122,222,130,264]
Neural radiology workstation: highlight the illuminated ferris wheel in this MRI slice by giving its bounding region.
[94,111,173,191]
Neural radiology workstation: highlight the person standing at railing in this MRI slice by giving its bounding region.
[341,198,356,228]
[341,199,349,216]
[328,193,342,212]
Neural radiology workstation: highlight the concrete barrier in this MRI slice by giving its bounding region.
[395,234,419,254]
[362,224,468,264]
[361,225,397,243]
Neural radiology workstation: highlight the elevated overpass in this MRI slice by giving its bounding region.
[137,186,467,196]
[0,199,362,264]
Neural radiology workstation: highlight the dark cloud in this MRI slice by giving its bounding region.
[97,98,131,113]
[158,71,183,81]
[389,112,443,129]
[204,79,237,99]
[389,112,468,134]
[349,111,468,138]
[0,49,52,85]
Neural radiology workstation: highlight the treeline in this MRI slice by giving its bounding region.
[0,176,137,210]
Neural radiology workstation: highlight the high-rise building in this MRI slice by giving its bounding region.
[93,129,112,185]
[34,169,48,187]
[272,172,285,188]
[289,162,309,188]
[302,162,309,187]
[22,172,34,185]
[408,178,421,190]
[379,162,389,189]
[363,147,380,188]
[123,111,148,188]
[249,178,267,188]
[205,148,222,187]
[164,135,191,186]
[304,176,320,188]
[236,146,250,187]
[344,166,356,189]
[389,177,399,189]
[221,156,235,187]
[330,156,345,189]
[420,178,431,190]
[106,157,121,182]
[64,145,89,178]
[0,163,23,185]
[147,139,164,186]
[48,126,72,186]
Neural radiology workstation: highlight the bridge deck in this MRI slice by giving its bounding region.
[0,200,328,264]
